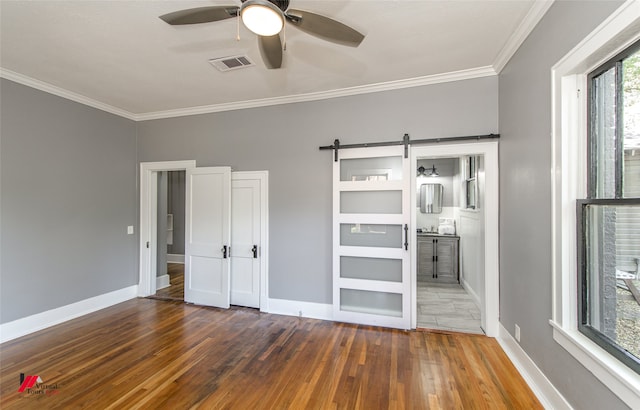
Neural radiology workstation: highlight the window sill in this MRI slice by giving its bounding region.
[550,320,640,407]
[459,208,480,213]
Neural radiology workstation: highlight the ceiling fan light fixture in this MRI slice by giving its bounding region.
[240,0,284,37]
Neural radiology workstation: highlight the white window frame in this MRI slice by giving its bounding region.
[550,1,640,406]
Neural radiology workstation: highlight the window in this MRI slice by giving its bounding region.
[464,156,477,209]
[551,3,640,405]
[578,41,640,375]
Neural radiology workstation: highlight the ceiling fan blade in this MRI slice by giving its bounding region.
[286,9,364,47]
[258,34,283,69]
[160,6,238,25]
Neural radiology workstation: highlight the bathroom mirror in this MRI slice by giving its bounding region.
[420,183,443,214]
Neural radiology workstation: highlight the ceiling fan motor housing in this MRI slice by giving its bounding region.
[241,0,289,12]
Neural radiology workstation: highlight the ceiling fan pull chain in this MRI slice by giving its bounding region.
[236,13,240,41]
[283,23,287,50]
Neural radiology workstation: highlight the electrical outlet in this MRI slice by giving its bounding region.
[515,324,521,342]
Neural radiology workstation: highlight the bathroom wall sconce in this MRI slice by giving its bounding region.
[418,165,439,177]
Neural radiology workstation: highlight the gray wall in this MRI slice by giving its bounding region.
[0,79,138,324]
[167,170,185,255]
[498,1,628,409]
[137,77,498,303]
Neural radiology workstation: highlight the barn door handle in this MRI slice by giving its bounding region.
[252,245,258,258]
[404,224,409,251]
[221,245,228,259]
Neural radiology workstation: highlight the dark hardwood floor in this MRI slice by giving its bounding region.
[0,298,542,409]
[153,263,184,300]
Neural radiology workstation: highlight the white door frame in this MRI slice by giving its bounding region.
[411,142,499,337]
[139,160,196,297]
[139,162,269,312]
[232,171,269,312]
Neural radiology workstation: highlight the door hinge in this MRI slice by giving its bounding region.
[146,241,150,249]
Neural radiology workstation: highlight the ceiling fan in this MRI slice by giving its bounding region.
[160,0,365,69]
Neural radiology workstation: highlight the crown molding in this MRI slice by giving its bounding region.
[492,0,555,74]
[1,4,551,122]
[135,66,497,121]
[1,65,496,122]
[0,68,137,120]
[0,2,548,121]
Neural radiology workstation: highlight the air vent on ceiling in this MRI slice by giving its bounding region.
[209,55,255,72]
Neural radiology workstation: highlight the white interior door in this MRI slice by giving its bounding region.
[333,146,411,328]
[230,175,261,308]
[185,167,231,308]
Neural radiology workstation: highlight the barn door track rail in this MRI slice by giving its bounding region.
[319,133,500,161]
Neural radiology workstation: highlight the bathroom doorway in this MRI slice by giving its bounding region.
[411,142,499,336]
[415,156,483,334]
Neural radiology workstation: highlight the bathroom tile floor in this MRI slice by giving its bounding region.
[417,281,484,334]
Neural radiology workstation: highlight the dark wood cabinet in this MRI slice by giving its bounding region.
[418,235,459,283]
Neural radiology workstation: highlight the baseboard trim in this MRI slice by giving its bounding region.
[0,285,138,344]
[167,254,184,264]
[460,277,481,309]
[497,324,571,409]
[267,298,333,321]
[156,274,170,290]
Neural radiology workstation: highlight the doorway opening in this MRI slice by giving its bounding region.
[138,161,195,298]
[411,142,499,337]
[152,170,186,302]
[154,263,185,300]
[415,156,484,334]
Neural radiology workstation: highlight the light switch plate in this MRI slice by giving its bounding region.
[127,226,134,235]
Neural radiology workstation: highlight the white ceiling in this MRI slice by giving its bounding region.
[0,1,550,120]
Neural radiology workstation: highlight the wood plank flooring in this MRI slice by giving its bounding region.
[153,263,184,300]
[0,299,542,409]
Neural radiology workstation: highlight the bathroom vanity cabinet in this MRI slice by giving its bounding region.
[418,234,459,283]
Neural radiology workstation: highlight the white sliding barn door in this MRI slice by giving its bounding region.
[185,167,231,308]
[333,146,411,328]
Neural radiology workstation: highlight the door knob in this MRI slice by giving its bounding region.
[252,245,258,258]
[221,245,228,259]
